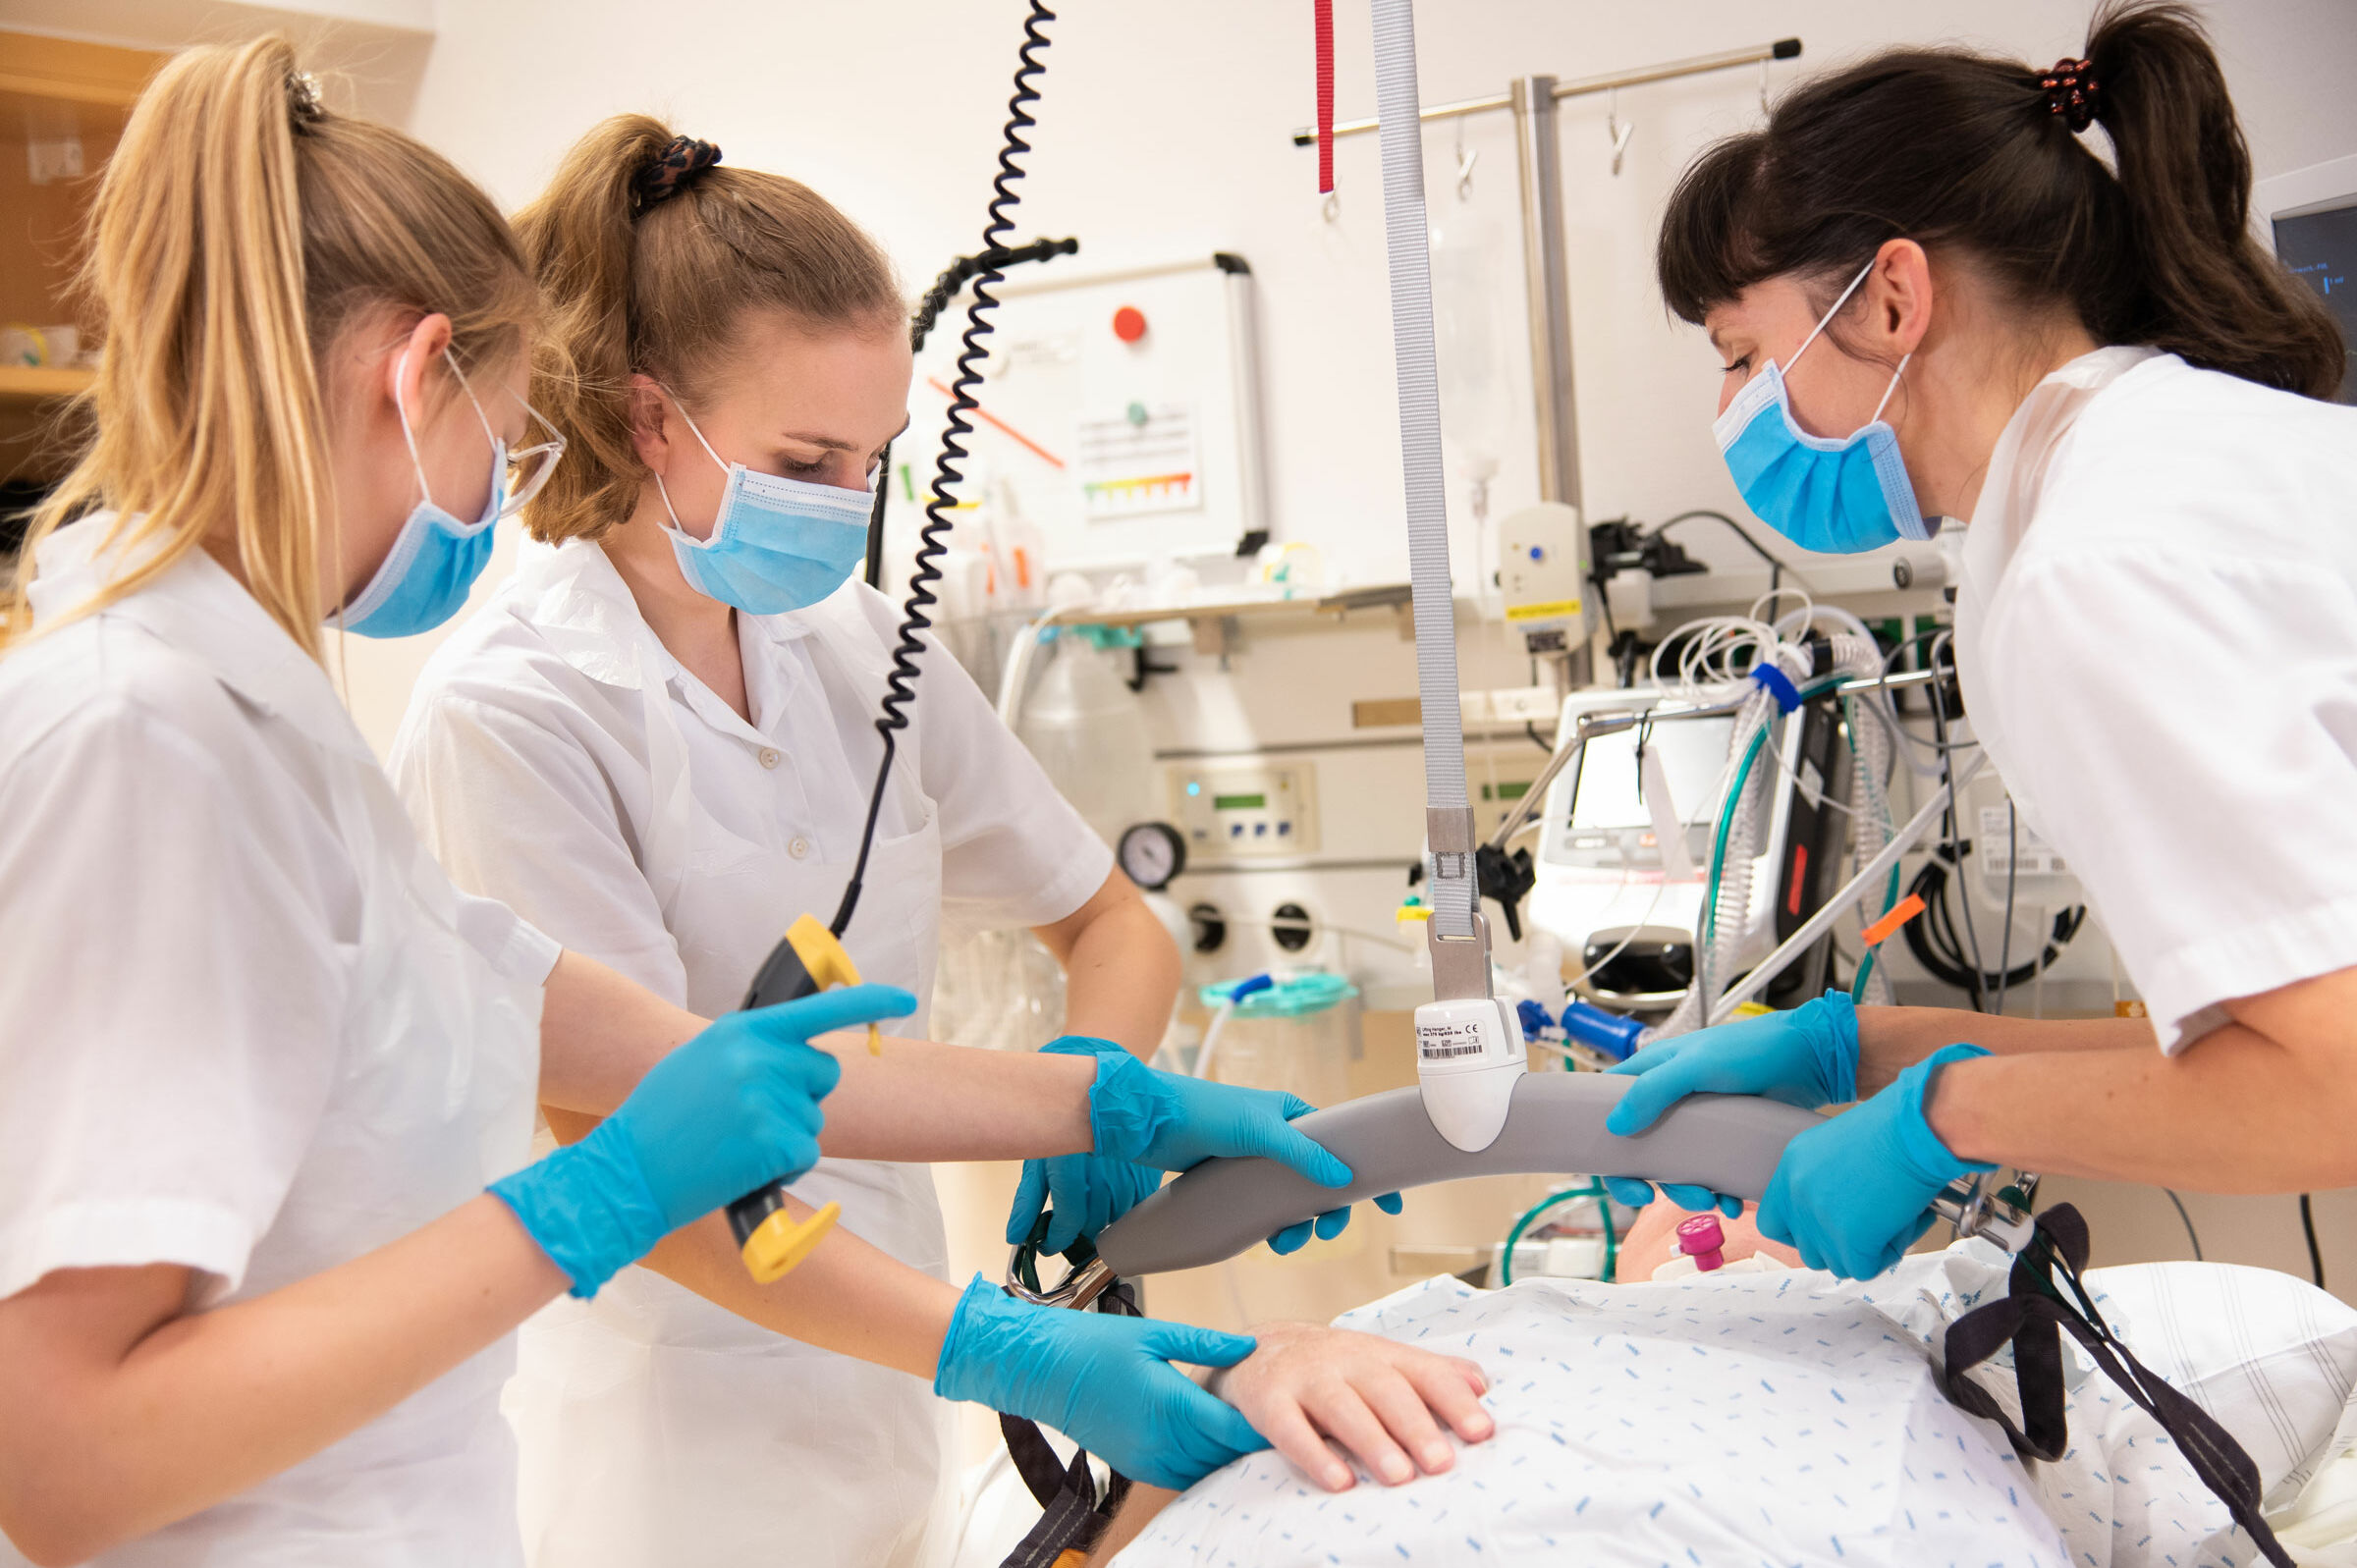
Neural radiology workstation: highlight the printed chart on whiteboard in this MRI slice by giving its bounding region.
[896,255,1271,574]
[1078,404,1200,519]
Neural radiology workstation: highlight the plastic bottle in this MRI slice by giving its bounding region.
[1014,630,1158,848]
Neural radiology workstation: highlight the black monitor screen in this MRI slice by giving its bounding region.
[2275,196,2357,405]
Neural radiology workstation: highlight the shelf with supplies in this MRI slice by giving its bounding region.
[0,365,94,404]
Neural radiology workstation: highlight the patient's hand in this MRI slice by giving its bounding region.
[1207,1322,1493,1493]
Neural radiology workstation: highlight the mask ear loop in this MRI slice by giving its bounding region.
[651,383,733,545]
[1869,352,1913,426]
[438,347,510,523]
[392,342,434,512]
[1784,256,1878,374]
[656,383,733,475]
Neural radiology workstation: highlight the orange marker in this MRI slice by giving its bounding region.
[1859,892,1928,948]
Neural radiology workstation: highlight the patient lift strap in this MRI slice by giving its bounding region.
[1372,0,1490,1002]
[995,1276,1141,1568]
[1940,1204,2296,1568]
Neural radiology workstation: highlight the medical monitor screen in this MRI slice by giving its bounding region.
[1567,717,1735,832]
[2275,195,2357,404]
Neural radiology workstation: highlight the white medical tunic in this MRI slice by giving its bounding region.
[0,519,555,1567]
[391,537,1112,1568]
[1953,348,2357,1051]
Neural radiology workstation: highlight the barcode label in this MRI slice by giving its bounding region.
[1978,805,2068,877]
[1418,1017,1492,1061]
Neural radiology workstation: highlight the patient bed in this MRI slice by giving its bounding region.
[951,1247,2357,1568]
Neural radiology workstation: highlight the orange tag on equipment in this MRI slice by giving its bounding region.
[1859,893,1928,949]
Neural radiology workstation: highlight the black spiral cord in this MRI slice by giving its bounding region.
[860,236,1078,589]
[830,0,1057,939]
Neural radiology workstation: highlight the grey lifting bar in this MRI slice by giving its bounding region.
[1093,1072,1816,1277]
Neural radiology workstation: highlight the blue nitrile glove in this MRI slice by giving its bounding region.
[491,985,915,1297]
[934,1274,1267,1489]
[1599,991,1860,1216]
[1007,1038,1170,1255]
[1008,1037,1386,1256]
[1267,1190,1404,1256]
[1757,1043,1995,1280]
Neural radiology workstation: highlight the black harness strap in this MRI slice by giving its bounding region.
[1939,1204,2294,1568]
[994,1276,1139,1568]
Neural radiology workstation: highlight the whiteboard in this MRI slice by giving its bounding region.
[899,254,1270,574]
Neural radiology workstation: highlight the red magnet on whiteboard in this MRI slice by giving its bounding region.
[1112,305,1148,344]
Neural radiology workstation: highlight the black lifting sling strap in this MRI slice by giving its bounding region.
[994,1274,1139,1568]
[1939,1204,2296,1568]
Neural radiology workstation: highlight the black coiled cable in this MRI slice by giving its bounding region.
[860,236,1076,590]
[831,0,1057,938]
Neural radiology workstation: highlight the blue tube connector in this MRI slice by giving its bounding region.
[1561,1000,1647,1062]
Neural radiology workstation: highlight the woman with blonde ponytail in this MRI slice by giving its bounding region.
[0,70,1482,1565]
[390,116,1479,1567]
[0,39,925,1566]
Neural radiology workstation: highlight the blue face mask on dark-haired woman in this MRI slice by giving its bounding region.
[1712,259,1934,556]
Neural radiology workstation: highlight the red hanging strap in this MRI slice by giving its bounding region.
[1314,0,1335,194]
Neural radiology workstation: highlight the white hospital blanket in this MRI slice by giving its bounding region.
[1115,1247,2357,1568]
[1118,1252,2070,1567]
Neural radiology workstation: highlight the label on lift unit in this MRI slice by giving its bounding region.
[1978,805,2068,877]
[1505,597,1583,623]
[1417,1017,1491,1060]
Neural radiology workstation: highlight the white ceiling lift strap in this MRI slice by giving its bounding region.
[1372,0,1491,1002]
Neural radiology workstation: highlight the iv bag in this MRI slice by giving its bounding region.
[1429,214,1516,501]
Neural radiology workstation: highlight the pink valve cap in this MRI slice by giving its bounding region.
[1676,1214,1727,1272]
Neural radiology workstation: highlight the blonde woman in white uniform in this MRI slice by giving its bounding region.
[1599,4,2357,1279]
[394,119,1461,1566]
[0,53,1484,1568]
[0,42,911,1566]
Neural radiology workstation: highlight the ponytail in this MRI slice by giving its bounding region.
[1658,0,2343,401]
[6,36,536,657]
[2084,4,2342,397]
[516,114,902,544]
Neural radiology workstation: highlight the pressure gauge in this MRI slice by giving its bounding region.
[1117,821,1186,892]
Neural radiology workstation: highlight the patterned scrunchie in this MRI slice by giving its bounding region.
[633,135,723,211]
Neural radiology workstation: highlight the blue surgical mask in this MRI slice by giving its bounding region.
[1712,259,1931,554]
[334,347,565,639]
[654,392,873,616]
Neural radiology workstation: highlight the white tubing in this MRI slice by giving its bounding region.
[1193,1000,1239,1080]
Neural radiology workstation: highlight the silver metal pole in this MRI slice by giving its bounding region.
[1288,39,1800,143]
[1510,75,1579,510]
[1707,750,1988,1024]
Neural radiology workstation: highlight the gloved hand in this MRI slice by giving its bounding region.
[1004,1037,1392,1257]
[933,1274,1267,1489]
[1007,1039,1168,1255]
[491,984,915,1297]
[1599,992,1860,1215]
[1757,1043,1994,1279]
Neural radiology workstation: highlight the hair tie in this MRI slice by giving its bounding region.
[286,70,326,132]
[2040,57,2101,133]
[632,135,723,211]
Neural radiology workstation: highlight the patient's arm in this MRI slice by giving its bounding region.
[1087,1323,1493,1562]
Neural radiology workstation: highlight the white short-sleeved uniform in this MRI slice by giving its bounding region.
[1953,348,2357,1050]
[0,519,557,1567]
[391,537,1111,1568]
